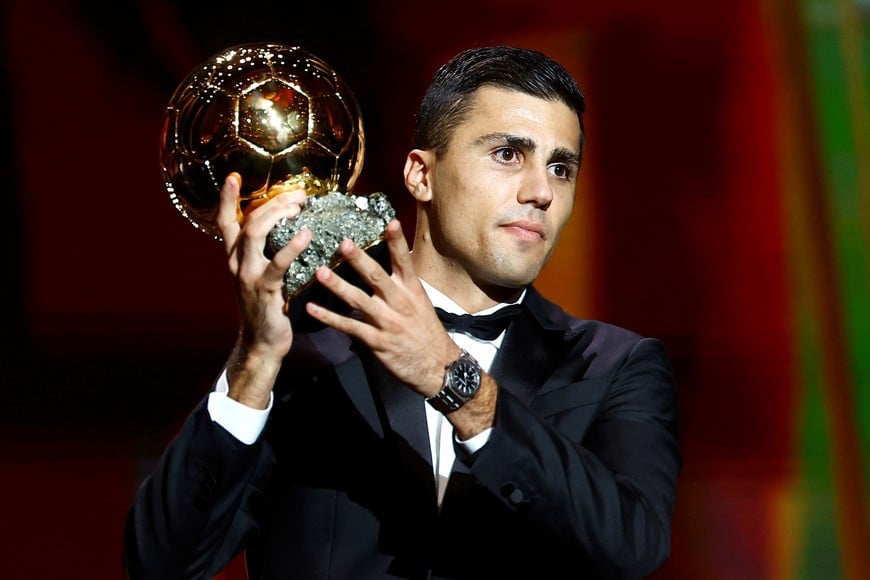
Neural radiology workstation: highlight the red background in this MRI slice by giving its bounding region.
[0,0,830,577]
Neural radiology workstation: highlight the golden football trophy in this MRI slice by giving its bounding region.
[160,43,394,320]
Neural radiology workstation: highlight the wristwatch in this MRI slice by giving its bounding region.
[426,350,483,414]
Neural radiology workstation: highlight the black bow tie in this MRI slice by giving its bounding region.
[434,304,522,341]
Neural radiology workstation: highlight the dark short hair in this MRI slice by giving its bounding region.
[413,46,586,158]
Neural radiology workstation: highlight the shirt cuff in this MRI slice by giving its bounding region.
[457,427,492,454]
[206,368,273,445]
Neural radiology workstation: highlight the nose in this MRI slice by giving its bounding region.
[517,167,553,209]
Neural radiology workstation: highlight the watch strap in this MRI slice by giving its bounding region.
[426,350,481,414]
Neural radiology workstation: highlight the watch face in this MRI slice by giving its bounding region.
[453,359,481,396]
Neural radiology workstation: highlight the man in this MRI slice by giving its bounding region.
[124,46,680,579]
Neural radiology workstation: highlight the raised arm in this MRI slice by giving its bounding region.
[123,174,312,579]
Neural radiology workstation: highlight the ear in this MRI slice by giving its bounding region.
[403,149,436,202]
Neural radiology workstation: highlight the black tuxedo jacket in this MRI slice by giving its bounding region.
[124,286,680,579]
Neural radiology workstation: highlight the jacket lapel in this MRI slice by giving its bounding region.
[298,287,583,482]
[355,344,438,508]
[359,348,433,469]
[490,286,581,406]
[303,327,430,464]
[297,328,386,439]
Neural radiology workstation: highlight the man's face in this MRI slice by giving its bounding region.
[421,86,582,294]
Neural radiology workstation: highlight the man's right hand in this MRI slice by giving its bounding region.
[216,173,312,409]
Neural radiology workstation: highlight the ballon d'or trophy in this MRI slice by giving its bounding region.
[160,43,395,325]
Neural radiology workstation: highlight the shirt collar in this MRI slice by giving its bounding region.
[419,278,526,316]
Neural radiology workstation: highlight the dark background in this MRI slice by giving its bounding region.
[2,1,868,578]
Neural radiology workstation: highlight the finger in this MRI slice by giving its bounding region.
[236,203,311,289]
[382,220,416,284]
[335,236,405,305]
[234,190,308,279]
[243,181,307,216]
[217,172,242,254]
[305,298,377,344]
[269,227,312,277]
[242,190,308,240]
[312,264,376,314]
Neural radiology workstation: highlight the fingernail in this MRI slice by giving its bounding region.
[277,191,305,204]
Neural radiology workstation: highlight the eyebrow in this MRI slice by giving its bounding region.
[475,132,581,167]
[550,147,581,168]
[475,132,536,151]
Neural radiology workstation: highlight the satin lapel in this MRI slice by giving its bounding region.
[358,349,433,469]
[301,327,432,469]
[304,328,436,505]
[357,347,437,503]
[301,328,385,438]
[489,287,579,406]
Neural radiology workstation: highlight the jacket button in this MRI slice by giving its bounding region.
[501,483,525,505]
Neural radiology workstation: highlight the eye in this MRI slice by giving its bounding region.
[549,163,576,181]
[493,147,520,164]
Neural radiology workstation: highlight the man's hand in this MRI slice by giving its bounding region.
[305,220,461,398]
[216,173,312,409]
[305,220,498,437]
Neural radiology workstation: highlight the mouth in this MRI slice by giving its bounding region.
[500,220,546,241]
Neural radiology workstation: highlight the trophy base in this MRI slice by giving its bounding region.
[285,240,393,331]
[265,190,396,330]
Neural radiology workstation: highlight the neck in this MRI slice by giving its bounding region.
[411,235,524,313]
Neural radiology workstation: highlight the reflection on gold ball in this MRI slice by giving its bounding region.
[160,43,365,238]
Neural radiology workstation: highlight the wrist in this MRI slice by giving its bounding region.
[226,343,284,410]
[450,375,497,440]
[426,343,463,397]
[427,350,483,414]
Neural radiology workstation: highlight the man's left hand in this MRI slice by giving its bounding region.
[305,219,460,398]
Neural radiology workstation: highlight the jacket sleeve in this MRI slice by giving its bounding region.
[122,397,271,579]
[465,337,681,578]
